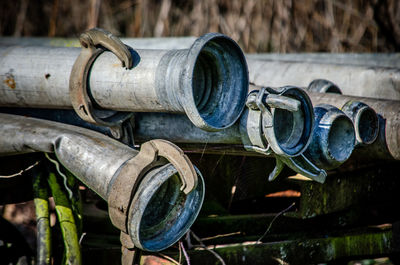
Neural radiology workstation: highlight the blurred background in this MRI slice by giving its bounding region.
[1,0,400,53]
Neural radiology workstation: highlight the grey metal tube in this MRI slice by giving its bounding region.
[305,104,356,170]
[247,58,400,101]
[0,33,248,131]
[246,53,400,68]
[3,37,399,68]
[134,112,242,144]
[306,92,400,160]
[0,113,134,198]
[0,113,204,252]
[305,89,379,146]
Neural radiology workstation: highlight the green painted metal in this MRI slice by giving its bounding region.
[33,171,51,265]
[47,171,82,265]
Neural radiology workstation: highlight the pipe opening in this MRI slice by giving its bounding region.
[328,116,355,162]
[356,107,379,145]
[129,163,204,252]
[274,108,304,151]
[269,87,313,156]
[185,34,248,131]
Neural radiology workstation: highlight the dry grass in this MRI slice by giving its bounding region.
[0,0,399,52]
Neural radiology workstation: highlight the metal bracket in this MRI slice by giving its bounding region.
[243,87,301,156]
[69,28,133,126]
[270,154,327,183]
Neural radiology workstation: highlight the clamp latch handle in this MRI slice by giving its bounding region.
[69,28,133,126]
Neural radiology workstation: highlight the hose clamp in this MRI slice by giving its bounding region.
[69,28,133,126]
[107,139,198,233]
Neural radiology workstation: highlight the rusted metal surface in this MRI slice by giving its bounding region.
[0,33,248,131]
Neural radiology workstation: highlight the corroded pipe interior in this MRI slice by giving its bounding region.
[274,108,304,153]
[328,116,355,162]
[355,106,379,145]
[187,36,248,131]
[269,87,313,157]
[128,163,204,252]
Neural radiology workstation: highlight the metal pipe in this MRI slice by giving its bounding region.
[3,37,399,68]
[246,53,400,68]
[0,113,204,252]
[304,82,379,146]
[304,104,355,170]
[0,33,248,131]
[305,92,400,160]
[247,58,400,101]
[0,84,314,158]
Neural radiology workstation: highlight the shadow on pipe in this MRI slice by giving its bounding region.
[0,114,204,252]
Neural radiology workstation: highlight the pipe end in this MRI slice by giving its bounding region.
[181,33,249,131]
[128,163,204,252]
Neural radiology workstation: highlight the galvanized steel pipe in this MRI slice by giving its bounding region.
[305,92,400,160]
[0,33,248,131]
[304,104,355,170]
[304,83,379,146]
[0,113,204,251]
[0,84,315,159]
[247,58,400,101]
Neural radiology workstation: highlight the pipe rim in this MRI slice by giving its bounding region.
[354,105,379,145]
[266,86,314,156]
[127,163,204,252]
[342,101,379,145]
[180,33,248,131]
[317,105,355,167]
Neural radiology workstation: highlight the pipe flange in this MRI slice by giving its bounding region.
[69,27,133,126]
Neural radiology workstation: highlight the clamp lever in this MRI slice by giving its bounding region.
[69,28,133,126]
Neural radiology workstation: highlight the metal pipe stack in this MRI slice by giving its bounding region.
[1,31,400,263]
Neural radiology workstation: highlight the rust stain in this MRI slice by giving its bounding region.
[4,76,16,89]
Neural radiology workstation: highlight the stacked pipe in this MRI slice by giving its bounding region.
[0,28,251,261]
[1,32,400,262]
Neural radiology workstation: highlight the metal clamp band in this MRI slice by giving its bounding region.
[107,139,198,232]
[69,28,133,126]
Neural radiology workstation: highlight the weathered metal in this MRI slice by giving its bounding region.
[247,58,400,101]
[271,104,355,182]
[0,32,248,131]
[304,104,355,170]
[2,37,399,68]
[243,85,313,158]
[306,92,400,160]
[33,171,51,265]
[305,80,379,146]
[0,114,205,252]
[247,53,400,68]
[0,84,314,160]
[69,28,133,126]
